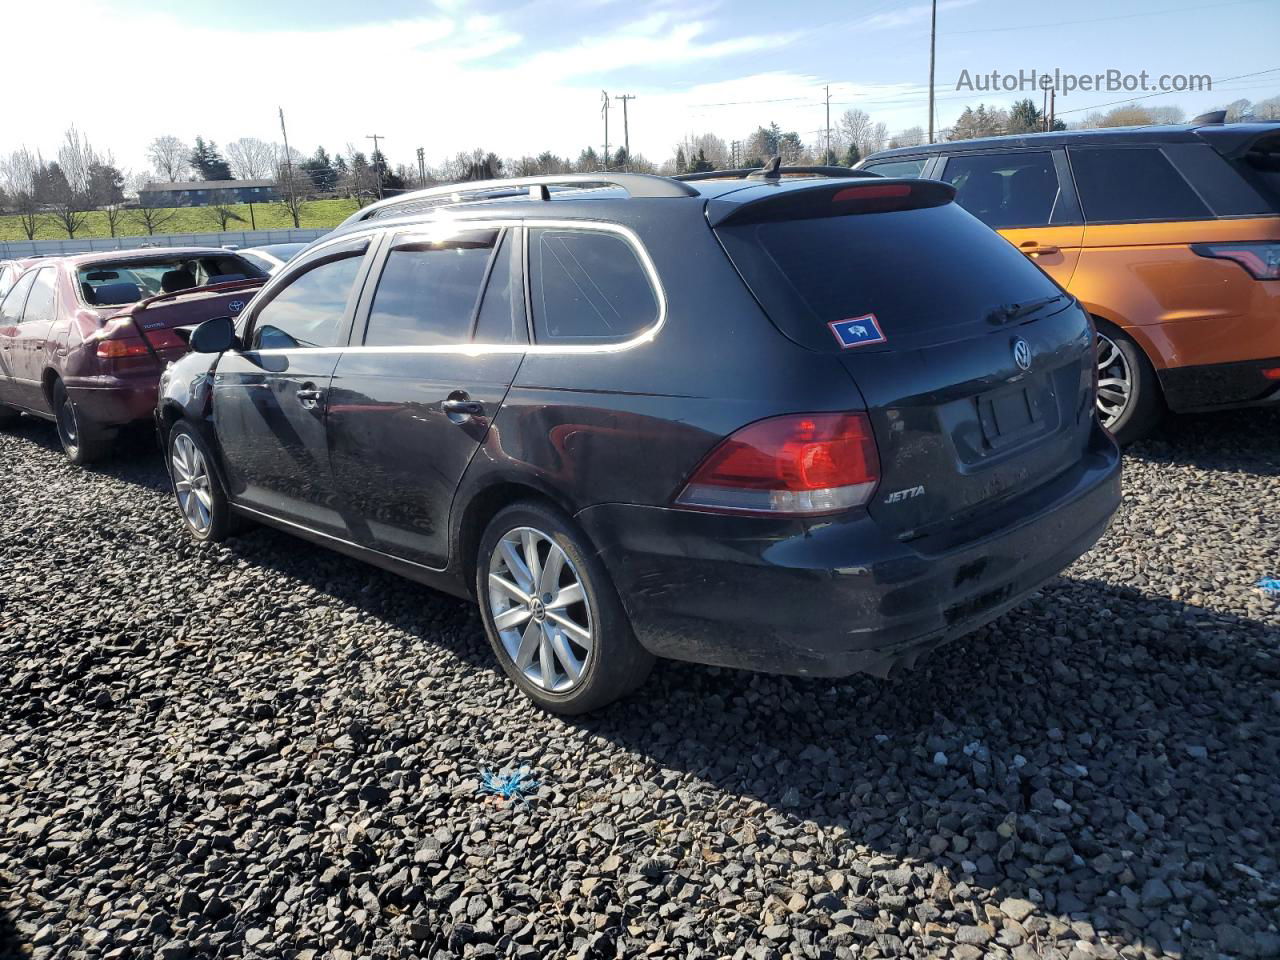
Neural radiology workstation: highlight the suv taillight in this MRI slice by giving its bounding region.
[1191,242,1280,279]
[674,413,880,516]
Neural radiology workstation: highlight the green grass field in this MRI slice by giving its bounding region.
[0,198,363,242]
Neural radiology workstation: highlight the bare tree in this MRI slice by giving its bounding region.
[47,126,104,238]
[132,191,176,236]
[147,135,190,182]
[276,164,310,228]
[0,147,44,240]
[225,138,276,180]
[209,201,247,231]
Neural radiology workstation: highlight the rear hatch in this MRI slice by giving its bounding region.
[712,179,1097,542]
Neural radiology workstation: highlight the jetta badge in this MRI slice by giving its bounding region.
[1012,338,1032,371]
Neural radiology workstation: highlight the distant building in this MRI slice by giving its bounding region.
[137,180,279,207]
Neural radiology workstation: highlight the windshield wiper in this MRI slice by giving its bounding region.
[986,293,1068,325]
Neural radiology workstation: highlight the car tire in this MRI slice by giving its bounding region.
[476,500,654,714]
[167,420,238,543]
[52,378,114,464]
[1095,324,1163,446]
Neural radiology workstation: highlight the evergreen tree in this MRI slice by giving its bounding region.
[301,146,337,192]
[690,148,713,173]
[843,143,861,166]
[190,137,233,180]
[675,146,687,174]
[1008,98,1044,134]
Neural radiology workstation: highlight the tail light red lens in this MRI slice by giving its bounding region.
[146,328,187,351]
[675,413,880,516]
[1191,242,1280,280]
[96,337,151,359]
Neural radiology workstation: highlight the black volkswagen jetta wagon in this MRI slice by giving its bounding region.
[158,165,1121,713]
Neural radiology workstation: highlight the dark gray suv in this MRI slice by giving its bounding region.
[157,166,1121,713]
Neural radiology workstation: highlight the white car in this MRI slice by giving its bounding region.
[237,242,308,275]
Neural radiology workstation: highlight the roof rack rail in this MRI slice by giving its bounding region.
[341,172,697,226]
[675,157,878,183]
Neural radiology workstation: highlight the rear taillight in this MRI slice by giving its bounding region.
[674,413,880,516]
[146,329,187,351]
[96,337,150,359]
[1191,242,1280,279]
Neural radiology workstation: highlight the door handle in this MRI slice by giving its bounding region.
[442,398,485,417]
[296,384,325,409]
[1019,241,1060,257]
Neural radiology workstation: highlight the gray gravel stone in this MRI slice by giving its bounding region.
[1,402,1277,960]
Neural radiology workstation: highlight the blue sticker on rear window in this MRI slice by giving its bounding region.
[829,314,886,349]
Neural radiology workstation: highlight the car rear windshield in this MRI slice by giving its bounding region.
[716,203,1062,352]
[77,254,263,306]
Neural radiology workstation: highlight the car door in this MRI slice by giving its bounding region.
[326,225,526,568]
[211,235,372,536]
[0,270,37,408]
[10,267,58,410]
[937,149,1085,289]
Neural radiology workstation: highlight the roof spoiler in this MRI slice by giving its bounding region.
[1192,110,1228,125]
[676,156,879,183]
[707,178,955,227]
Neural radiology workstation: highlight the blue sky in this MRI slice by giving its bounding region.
[5,0,1277,175]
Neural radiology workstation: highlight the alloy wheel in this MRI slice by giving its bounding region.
[487,526,594,692]
[171,432,214,534]
[1095,331,1132,429]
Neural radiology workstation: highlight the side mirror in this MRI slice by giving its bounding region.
[189,315,237,354]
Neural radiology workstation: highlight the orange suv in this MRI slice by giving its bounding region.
[861,122,1280,443]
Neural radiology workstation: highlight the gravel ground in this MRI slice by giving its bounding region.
[1,409,1278,960]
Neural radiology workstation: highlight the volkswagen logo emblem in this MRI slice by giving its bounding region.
[1012,338,1032,371]
[228,300,245,313]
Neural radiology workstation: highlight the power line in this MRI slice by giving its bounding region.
[1054,67,1280,116]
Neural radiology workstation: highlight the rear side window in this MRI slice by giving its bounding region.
[22,269,58,322]
[862,159,927,178]
[1235,132,1280,207]
[529,228,658,344]
[251,253,364,350]
[364,230,497,347]
[941,151,1064,228]
[472,232,524,345]
[1069,147,1211,222]
[0,272,37,324]
[716,203,1062,352]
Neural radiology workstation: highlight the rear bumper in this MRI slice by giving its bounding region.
[64,377,160,427]
[577,429,1121,678]
[1158,356,1280,413]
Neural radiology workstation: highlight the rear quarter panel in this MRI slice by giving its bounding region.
[1070,216,1280,369]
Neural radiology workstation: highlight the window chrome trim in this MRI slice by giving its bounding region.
[245,218,666,357]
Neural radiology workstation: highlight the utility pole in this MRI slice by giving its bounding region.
[617,94,636,168]
[825,85,832,163]
[278,107,298,228]
[600,91,610,170]
[927,0,937,143]
[416,146,426,187]
[1049,88,1056,130]
[367,134,386,199]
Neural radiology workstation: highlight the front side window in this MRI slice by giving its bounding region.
[22,269,57,322]
[941,151,1063,228]
[528,228,658,344]
[863,158,927,179]
[363,230,497,347]
[0,272,37,324]
[1069,146,1211,222]
[250,253,364,350]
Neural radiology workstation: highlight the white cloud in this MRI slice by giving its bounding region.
[0,1,929,175]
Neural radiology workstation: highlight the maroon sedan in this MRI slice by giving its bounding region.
[0,248,267,463]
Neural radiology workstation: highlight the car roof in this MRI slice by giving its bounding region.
[862,121,1280,161]
[56,247,249,268]
[324,169,880,242]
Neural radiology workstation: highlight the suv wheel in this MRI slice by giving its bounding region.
[53,379,113,464]
[168,421,236,542]
[1096,326,1162,445]
[477,501,653,714]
